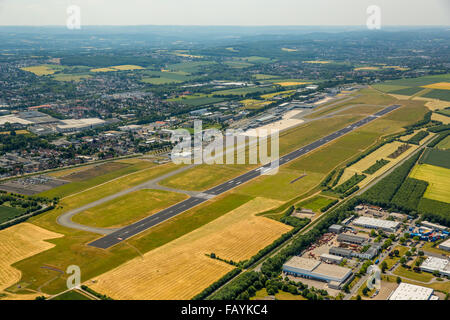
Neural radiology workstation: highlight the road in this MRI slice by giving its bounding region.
[88,104,400,249]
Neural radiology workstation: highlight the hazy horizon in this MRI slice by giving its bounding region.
[0,0,449,26]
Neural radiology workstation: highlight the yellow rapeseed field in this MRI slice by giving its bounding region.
[89,197,291,300]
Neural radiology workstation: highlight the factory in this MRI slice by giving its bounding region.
[439,238,450,251]
[389,283,438,300]
[319,253,343,264]
[337,233,368,245]
[283,256,352,289]
[420,257,450,277]
[328,224,344,234]
[353,216,400,233]
[0,110,107,134]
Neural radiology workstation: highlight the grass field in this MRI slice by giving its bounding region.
[142,77,183,85]
[89,197,289,300]
[72,189,188,228]
[160,164,254,191]
[381,246,409,269]
[420,148,450,169]
[0,205,25,224]
[295,196,335,212]
[421,89,450,102]
[212,86,276,96]
[437,136,450,150]
[50,290,92,300]
[39,160,161,199]
[409,164,450,203]
[0,223,62,292]
[52,74,92,82]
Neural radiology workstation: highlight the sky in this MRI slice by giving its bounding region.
[0,0,449,26]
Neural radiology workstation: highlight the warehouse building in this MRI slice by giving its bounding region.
[283,257,352,288]
[329,247,353,259]
[420,257,450,277]
[329,224,344,234]
[389,283,437,300]
[337,233,368,245]
[353,216,400,233]
[320,253,343,264]
[56,118,106,133]
[439,238,450,252]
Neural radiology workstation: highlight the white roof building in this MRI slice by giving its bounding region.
[438,238,450,251]
[353,216,400,232]
[389,283,435,300]
[420,257,450,277]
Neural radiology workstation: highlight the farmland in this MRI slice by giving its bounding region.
[20,64,64,76]
[0,205,25,224]
[89,197,289,300]
[409,164,450,203]
[419,148,450,169]
[72,189,188,228]
[295,196,336,212]
[0,223,62,293]
[436,135,450,149]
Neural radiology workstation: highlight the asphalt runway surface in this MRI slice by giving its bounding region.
[88,104,400,249]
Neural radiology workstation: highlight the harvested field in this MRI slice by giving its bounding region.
[89,197,289,300]
[432,113,450,124]
[0,223,63,292]
[422,82,450,90]
[338,141,419,184]
[425,101,449,111]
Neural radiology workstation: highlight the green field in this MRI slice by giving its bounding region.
[0,205,25,224]
[52,74,92,82]
[72,189,188,228]
[167,94,228,107]
[166,61,216,73]
[421,89,450,102]
[389,87,424,96]
[142,77,183,85]
[50,290,92,300]
[374,74,450,91]
[436,136,450,150]
[419,148,450,169]
[212,86,277,96]
[295,196,336,212]
[38,161,158,199]
[160,164,254,191]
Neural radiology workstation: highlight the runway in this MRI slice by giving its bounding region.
[88,104,400,249]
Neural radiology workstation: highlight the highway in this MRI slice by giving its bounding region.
[88,104,400,249]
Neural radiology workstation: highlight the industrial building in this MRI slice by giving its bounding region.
[420,257,450,277]
[439,238,450,251]
[328,224,344,234]
[329,247,353,259]
[421,221,448,231]
[389,283,437,300]
[353,216,400,232]
[337,233,367,245]
[319,253,343,264]
[283,256,352,288]
[56,118,106,133]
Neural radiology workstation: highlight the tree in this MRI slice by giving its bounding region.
[356,295,362,300]
[381,261,388,273]
[418,250,424,256]
[405,251,412,257]
[362,286,369,296]
[396,276,402,284]
[400,257,407,265]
